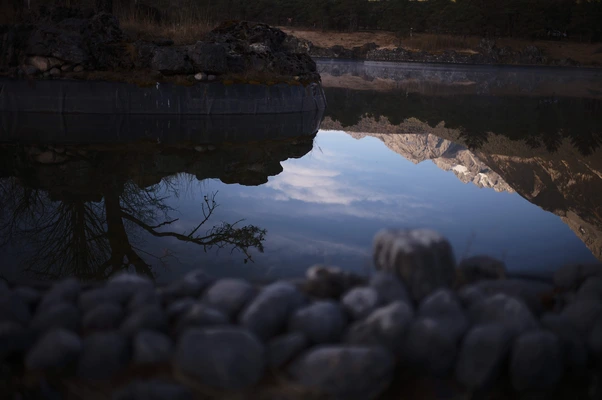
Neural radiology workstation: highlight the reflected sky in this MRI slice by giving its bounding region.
[153,130,597,282]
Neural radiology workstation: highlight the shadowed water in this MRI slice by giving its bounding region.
[1,62,601,284]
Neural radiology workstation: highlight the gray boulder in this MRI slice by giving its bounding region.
[77,331,130,380]
[456,255,506,286]
[346,301,413,353]
[120,305,168,336]
[78,286,129,311]
[341,287,380,320]
[25,329,82,370]
[133,330,173,365]
[418,289,468,342]
[166,297,195,321]
[0,322,35,359]
[13,287,41,308]
[455,324,513,389]
[31,302,80,333]
[113,380,193,400]
[288,345,395,400]
[469,293,538,336]
[302,265,366,299]
[372,228,456,302]
[403,317,458,376]
[510,330,563,391]
[540,313,588,371]
[457,285,485,309]
[239,281,305,341]
[128,289,162,313]
[175,327,265,390]
[82,303,123,333]
[175,304,229,334]
[267,332,308,369]
[561,299,602,335]
[589,317,602,363]
[107,273,154,298]
[201,278,256,318]
[160,270,213,302]
[150,47,193,75]
[469,279,554,315]
[289,300,346,344]
[186,42,228,74]
[369,271,410,305]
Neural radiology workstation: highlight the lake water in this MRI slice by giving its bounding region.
[1,61,601,284]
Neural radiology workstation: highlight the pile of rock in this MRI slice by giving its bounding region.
[0,8,320,84]
[1,229,601,399]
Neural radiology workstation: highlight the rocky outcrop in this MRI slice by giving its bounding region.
[0,9,319,84]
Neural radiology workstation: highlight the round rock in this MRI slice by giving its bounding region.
[133,330,173,365]
[554,263,602,290]
[120,306,168,336]
[469,293,538,336]
[369,271,410,305]
[13,287,41,308]
[267,332,308,369]
[403,317,458,376]
[38,278,81,311]
[201,278,256,318]
[1,321,35,359]
[166,297,195,321]
[561,299,602,335]
[77,331,130,380]
[540,313,588,371]
[576,276,602,302]
[346,300,413,353]
[288,345,395,400]
[78,286,128,311]
[455,324,513,389]
[160,269,212,302]
[31,302,80,333]
[128,289,162,313]
[509,330,563,391]
[372,228,456,302]
[289,300,346,344]
[239,281,305,341]
[418,289,468,342]
[589,317,602,363]
[341,287,380,320]
[175,303,229,335]
[25,329,82,370]
[0,291,32,325]
[175,327,265,390]
[83,303,124,332]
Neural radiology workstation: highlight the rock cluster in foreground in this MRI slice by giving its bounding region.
[0,8,319,84]
[1,229,602,399]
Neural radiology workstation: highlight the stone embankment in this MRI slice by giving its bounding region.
[0,8,320,84]
[308,38,582,67]
[1,229,602,399]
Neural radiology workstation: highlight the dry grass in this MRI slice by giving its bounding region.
[280,28,401,49]
[119,14,217,45]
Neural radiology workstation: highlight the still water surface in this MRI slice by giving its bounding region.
[1,61,601,283]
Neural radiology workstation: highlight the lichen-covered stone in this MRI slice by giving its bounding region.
[509,330,563,391]
[25,329,82,370]
[201,278,256,318]
[175,327,265,390]
[239,281,305,341]
[267,332,308,369]
[455,324,513,389]
[288,345,394,400]
[289,300,346,344]
[341,287,380,320]
[373,229,456,302]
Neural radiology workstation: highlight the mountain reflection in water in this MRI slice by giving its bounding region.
[1,62,601,283]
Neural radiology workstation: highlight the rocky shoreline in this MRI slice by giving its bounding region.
[1,229,601,399]
[0,8,320,86]
[308,39,586,68]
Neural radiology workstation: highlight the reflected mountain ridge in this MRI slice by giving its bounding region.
[321,91,602,262]
[0,114,319,283]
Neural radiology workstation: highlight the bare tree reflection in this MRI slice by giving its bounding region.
[0,175,266,281]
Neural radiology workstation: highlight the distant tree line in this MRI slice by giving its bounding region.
[169,0,602,42]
